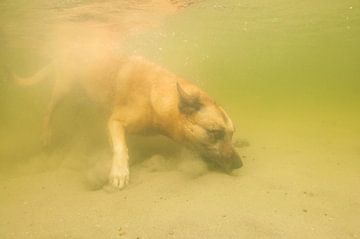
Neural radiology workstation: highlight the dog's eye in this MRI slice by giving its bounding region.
[207,129,225,141]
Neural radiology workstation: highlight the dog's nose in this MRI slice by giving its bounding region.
[231,153,243,169]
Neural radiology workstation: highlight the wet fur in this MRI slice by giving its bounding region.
[12,55,241,189]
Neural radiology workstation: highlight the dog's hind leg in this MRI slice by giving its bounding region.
[107,115,130,189]
[42,79,71,148]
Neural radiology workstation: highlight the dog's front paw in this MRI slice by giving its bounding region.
[109,166,130,189]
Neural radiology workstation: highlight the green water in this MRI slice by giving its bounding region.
[1,0,359,158]
[134,0,360,111]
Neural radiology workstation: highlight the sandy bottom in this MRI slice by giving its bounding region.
[0,112,359,239]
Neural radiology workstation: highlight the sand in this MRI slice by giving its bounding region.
[1,110,359,239]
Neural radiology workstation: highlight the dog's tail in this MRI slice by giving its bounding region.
[5,64,52,87]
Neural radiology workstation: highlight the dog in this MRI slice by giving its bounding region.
[11,54,243,189]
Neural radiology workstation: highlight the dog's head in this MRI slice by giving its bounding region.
[177,82,243,172]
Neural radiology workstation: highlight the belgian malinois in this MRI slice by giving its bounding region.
[11,55,243,189]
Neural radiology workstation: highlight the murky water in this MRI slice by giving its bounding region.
[1,1,359,238]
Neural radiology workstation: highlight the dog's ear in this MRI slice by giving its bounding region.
[177,82,202,114]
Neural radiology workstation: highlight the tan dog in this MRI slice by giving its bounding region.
[12,55,243,189]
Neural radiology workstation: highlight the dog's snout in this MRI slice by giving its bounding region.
[231,153,243,169]
[226,146,243,170]
[200,144,243,172]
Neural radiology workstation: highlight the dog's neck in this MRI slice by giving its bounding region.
[149,81,189,143]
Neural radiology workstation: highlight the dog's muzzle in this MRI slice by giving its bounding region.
[231,152,243,170]
[201,149,243,173]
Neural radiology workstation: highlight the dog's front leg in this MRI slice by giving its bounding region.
[108,117,130,189]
